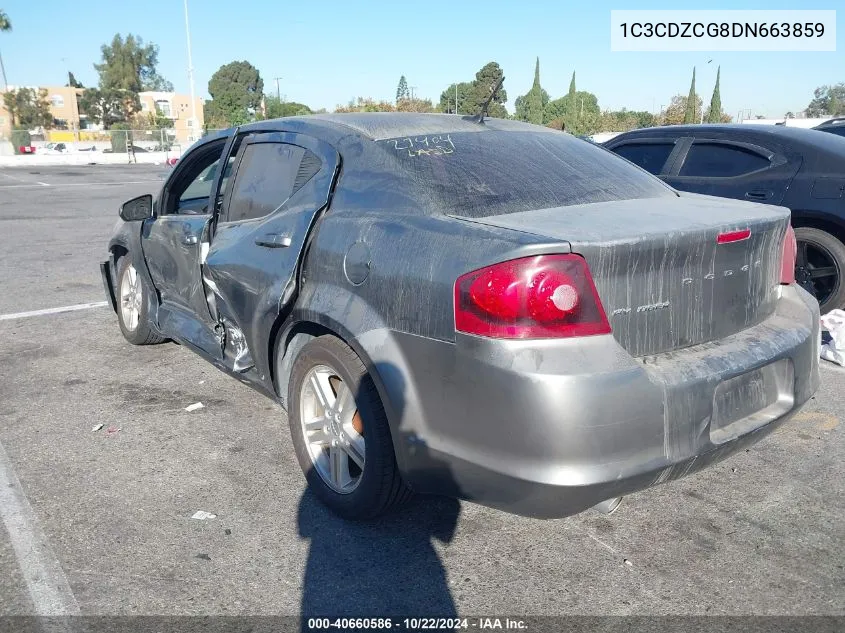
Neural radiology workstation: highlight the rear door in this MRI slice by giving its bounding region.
[663,138,801,205]
[606,136,687,176]
[203,131,339,376]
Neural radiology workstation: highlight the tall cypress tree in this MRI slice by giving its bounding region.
[526,57,544,125]
[568,71,576,98]
[706,66,722,123]
[396,75,409,102]
[684,67,697,123]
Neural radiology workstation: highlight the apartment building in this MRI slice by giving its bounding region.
[0,85,204,143]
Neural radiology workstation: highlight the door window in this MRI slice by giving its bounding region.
[224,142,321,223]
[679,143,770,178]
[612,142,675,175]
[165,140,227,215]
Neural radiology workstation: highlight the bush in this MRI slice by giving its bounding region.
[11,129,31,154]
[109,123,131,153]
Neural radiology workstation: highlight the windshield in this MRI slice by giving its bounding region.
[376,130,675,218]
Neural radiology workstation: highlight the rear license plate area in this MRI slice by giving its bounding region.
[710,359,794,444]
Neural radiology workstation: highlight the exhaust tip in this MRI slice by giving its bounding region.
[592,497,623,515]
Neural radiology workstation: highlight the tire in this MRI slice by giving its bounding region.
[794,227,845,313]
[115,256,166,345]
[287,335,412,520]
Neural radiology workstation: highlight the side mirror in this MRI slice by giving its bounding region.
[119,194,153,222]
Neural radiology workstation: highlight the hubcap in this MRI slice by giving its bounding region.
[299,366,365,494]
[119,264,142,332]
[796,239,840,306]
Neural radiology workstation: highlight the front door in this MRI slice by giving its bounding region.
[141,138,230,357]
[203,131,339,383]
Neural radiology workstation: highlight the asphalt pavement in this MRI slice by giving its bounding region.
[0,165,843,618]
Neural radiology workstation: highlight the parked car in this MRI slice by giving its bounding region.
[604,124,845,312]
[813,117,845,138]
[101,114,819,520]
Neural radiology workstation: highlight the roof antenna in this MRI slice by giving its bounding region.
[475,75,505,124]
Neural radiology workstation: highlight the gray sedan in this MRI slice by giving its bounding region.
[100,113,820,520]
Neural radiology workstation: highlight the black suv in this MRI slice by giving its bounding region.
[605,124,845,312]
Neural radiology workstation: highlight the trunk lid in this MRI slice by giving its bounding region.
[460,193,789,357]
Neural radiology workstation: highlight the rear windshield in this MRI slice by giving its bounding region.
[376,130,674,218]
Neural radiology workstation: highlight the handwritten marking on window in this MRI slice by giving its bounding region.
[384,135,455,157]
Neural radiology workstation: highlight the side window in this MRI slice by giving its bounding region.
[679,143,770,178]
[612,142,675,175]
[224,142,321,223]
[820,126,845,137]
[165,140,227,215]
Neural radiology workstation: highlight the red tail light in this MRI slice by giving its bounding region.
[454,254,611,339]
[780,223,797,285]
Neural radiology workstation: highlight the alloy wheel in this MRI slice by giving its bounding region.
[299,365,365,494]
[119,263,142,332]
[796,239,840,306]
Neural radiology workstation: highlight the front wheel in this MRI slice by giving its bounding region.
[287,335,412,520]
[116,256,165,345]
[794,227,845,313]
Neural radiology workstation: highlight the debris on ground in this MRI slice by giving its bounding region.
[820,310,845,367]
[224,529,232,536]
[624,558,633,567]
[191,511,217,520]
[91,423,104,432]
[105,425,120,436]
[195,553,211,561]
[184,402,205,412]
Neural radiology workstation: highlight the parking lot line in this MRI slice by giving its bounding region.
[0,181,160,189]
[0,441,80,615]
[0,302,108,322]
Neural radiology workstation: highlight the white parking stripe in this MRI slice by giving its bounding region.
[0,441,80,614]
[0,302,108,321]
[0,181,160,189]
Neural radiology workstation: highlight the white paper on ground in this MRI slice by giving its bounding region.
[820,309,845,367]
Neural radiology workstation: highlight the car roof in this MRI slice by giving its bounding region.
[609,123,845,155]
[241,112,553,141]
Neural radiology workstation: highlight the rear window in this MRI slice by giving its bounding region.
[376,130,673,218]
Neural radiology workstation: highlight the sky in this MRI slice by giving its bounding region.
[0,0,841,119]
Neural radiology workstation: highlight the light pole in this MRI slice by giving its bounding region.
[183,0,198,140]
[273,77,283,101]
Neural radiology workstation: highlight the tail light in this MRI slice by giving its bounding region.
[780,223,797,285]
[454,254,611,339]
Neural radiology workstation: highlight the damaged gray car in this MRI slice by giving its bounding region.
[101,113,820,520]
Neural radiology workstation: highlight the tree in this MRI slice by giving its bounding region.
[600,109,657,132]
[260,96,312,118]
[0,9,10,30]
[468,61,508,118]
[206,61,264,126]
[66,72,84,88]
[2,88,53,128]
[79,88,141,129]
[396,75,409,103]
[396,97,435,113]
[438,82,473,114]
[806,83,845,117]
[94,33,172,93]
[544,90,600,135]
[705,66,722,123]
[661,94,702,126]
[568,71,576,98]
[334,97,395,113]
[684,68,697,123]
[514,57,547,125]
[785,111,795,119]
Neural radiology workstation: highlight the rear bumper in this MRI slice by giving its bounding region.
[372,285,820,519]
[100,259,118,313]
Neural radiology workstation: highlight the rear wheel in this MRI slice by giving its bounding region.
[287,335,412,520]
[794,227,845,313]
[116,256,165,345]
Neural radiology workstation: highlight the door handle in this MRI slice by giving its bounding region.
[181,235,198,245]
[745,190,772,201]
[255,233,292,248]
